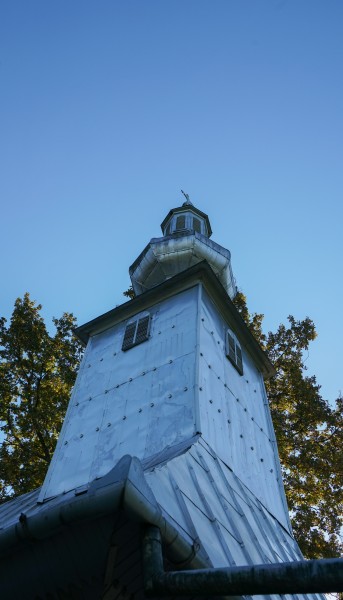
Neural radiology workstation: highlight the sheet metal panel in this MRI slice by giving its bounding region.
[40,288,198,501]
[198,289,289,530]
[145,439,305,579]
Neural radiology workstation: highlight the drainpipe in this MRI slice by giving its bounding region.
[143,525,343,596]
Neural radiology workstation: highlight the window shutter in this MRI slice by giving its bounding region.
[122,315,151,351]
[176,215,186,230]
[135,315,150,345]
[227,332,236,363]
[193,217,201,233]
[236,345,243,375]
[122,322,136,351]
[226,330,243,375]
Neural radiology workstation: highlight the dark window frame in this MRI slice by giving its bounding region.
[122,314,151,351]
[226,329,243,375]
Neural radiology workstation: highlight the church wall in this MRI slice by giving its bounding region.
[40,287,199,501]
[198,288,290,531]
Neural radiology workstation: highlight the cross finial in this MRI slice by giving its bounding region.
[181,190,193,205]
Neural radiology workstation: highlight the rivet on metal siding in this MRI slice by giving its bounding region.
[240,434,243,438]
[211,331,214,335]
[224,383,227,388]
[172,325,175,328]
[199,387,203,391]
[64,441,68,445]
[116,384,119,388]
[138,408,142,413]
[96,427,100,431]
[251,416,254,421]
[236,398,239,402]
[113,352,117,356]
[246,379,249,383]
[184,386,188,391]
[89,397,92,401]
[105,390,108,394]
[254,389,257,392]
[260,458,264,462]
[168,394,172,398]
[88,364,91,368]
[150,403,154,407]
[107,422,111,427]
[227,419,231,424]
[169,359,173,363]
[201,318,204,321]
[270,469,274,473]
[100,358,103,362]
[200,352,203,356]
[80,434,84,438]
[208,364,211,369]
[142,371,145,376]
[217,376,220,380]
[123,416,126,420]
[260,427,263,432]
[209,400,213,404]
[129,378,132,382]
[158,331,161,335]
[244,408,247,412]
[217,341,220,344]
[153,367,157,371]
[218,409,221,413]
[76,402,79,406]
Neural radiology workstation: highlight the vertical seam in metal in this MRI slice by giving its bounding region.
[194,283,202,435]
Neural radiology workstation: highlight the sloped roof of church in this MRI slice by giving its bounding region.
[0,436,323,600]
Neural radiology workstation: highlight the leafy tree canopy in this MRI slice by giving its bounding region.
[233,291,343,559]
[0,293,83,501]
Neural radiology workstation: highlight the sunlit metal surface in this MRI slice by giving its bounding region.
[40,280,288,534]
[198,289,290,530]
[40,287,199,501]
[129,232,237,298]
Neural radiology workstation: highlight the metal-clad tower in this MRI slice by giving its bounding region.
[0,195,333,599]
[40,196,289,531]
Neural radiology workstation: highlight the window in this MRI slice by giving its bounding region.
[175,215,186,230]
[122,315,151,351]
[192,217,201,233]
[226,330,243,375]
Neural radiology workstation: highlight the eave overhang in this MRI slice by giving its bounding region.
[75,261,275,379]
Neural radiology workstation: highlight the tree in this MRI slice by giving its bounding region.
[233,292,343,559]
[0,293,83,501]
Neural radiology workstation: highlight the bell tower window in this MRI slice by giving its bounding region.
[122,315,151,351]
[176,215,186,230]
[193,217,201,233]
[226,329,243,375]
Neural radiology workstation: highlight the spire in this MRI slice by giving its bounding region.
[129,194,237,299]
[181,189,194,206]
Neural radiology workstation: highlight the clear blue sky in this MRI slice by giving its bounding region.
[1,1,342,403]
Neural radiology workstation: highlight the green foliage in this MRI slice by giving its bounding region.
[0,293,83,501]
[233,291,343,558]
[123,286,135,300]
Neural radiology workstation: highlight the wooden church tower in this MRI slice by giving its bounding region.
[0,195,340,599]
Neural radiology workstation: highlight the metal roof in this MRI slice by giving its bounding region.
[0,437,324,600]
[75,262,275,379]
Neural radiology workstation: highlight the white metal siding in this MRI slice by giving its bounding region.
[198,289,290,531]
[40,287,198,500]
